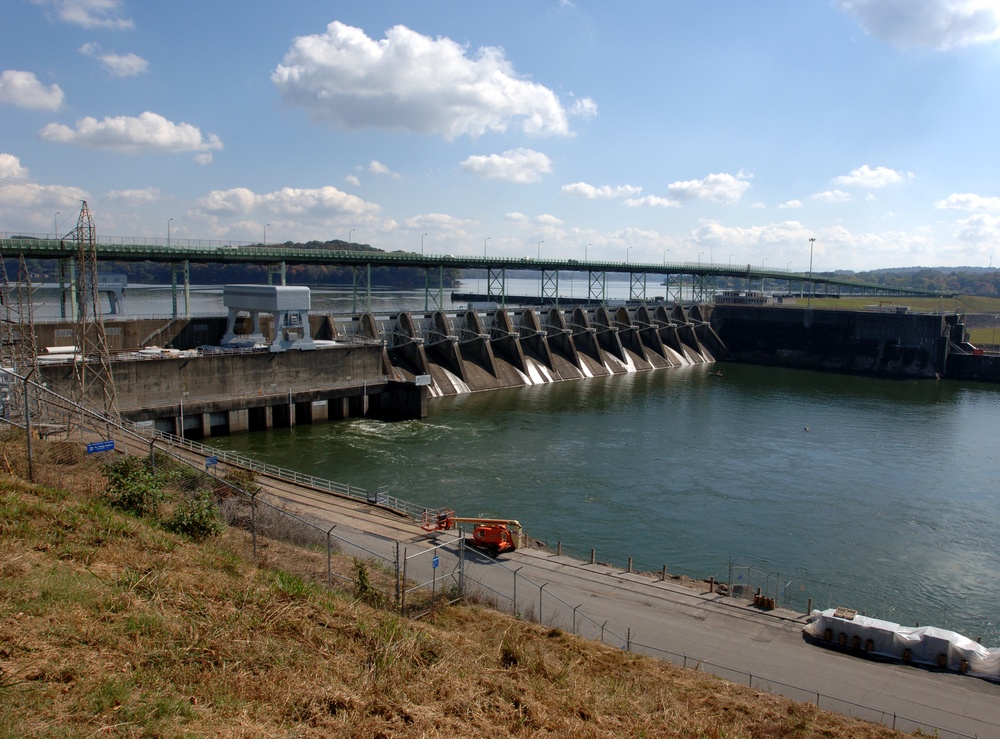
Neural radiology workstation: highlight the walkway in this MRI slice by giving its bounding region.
[252,471,1000,738]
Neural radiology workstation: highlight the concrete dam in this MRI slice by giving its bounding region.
[34,303,724,439]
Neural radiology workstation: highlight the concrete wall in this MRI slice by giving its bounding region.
[709,305,950,378]
[37,342,395,438]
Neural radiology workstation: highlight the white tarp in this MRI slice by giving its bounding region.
[803,608,1000,679]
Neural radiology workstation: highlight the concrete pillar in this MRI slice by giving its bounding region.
[311,399,329,423]
[229,408,249,434]
[200,413,211,438]
[264,406,273,429]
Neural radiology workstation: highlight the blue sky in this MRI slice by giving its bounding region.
[3,0,1000,271]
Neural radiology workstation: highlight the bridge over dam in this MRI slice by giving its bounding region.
[28,296,988,441]
[1,235,946,317]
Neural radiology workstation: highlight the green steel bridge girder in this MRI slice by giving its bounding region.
[0,237,949,300]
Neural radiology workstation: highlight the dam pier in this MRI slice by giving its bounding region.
[32,300,722,439]
[27,287,996,440]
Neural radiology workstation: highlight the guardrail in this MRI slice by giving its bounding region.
[151,429,428,521]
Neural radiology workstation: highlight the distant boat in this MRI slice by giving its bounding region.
[708,370,724,377]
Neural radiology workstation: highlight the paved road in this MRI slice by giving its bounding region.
[251,470,1000,738]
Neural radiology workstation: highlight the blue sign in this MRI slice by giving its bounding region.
[86,440,115,454]
[432,555,440,569]
[205,456,219,467]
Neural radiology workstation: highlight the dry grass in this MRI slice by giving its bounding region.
[0,438,904,738]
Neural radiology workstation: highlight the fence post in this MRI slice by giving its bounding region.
[326,524,336,590]
[539,582,548,624]
[573,604,581,634]
[458,535,465,597]
[627,627,631,651]
[590,548,595,565]
[662,564,667,581]
[250,490,258,559]
[395,541,401,608]
[401,547,408,613]
[22,372,34,483]
[513,567,522,616]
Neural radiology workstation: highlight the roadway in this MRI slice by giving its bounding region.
[251,469,1000,738]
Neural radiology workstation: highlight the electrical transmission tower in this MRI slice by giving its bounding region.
[70,201,119,422]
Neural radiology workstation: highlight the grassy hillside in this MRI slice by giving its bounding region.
[0,440,902,738]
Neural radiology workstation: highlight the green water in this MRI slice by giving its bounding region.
[208,363,1000,644]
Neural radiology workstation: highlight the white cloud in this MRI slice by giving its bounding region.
[562,182,642,198]
[403,212,477,234]
[367,160,401,179]
[812,189,853,203]
[569,96,598,119]
[624,195,680,208]
[0,70,64,110]
[0,153,30,180]
[667,172,751,204]
[832,164,906,188]
[0,154,88,216]
[38,112,223,161]
[460,148,552,183]
[935,192,1000,211]
[106,187,160,205]
[954,213,1000,242]
[33,0,134,30]
[344,174,361,187]
[192,185,380,220]
[837,0,1000,50]
[272,21,574,140]
[778,199,803,209]
[535,213,564,226]
[79,43,149,77]
[504,212,530,223]
[692,219,813,249]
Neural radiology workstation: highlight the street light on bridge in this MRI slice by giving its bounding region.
[54,211,59,239]
[421,232,428,255]
[484,236,490,257]
[264,223,269,246]
[167,217,173,248]
[537,240,544,259]
[808,237,816,309]
[349,228,355,244]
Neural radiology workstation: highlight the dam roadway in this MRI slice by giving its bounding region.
[234,453,1000,738]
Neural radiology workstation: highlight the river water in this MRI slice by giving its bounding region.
[42,281,1000,643]
[208,361,1000,645]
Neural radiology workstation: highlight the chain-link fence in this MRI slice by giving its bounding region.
[1,367,986,739]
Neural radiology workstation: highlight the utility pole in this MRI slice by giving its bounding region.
[808,237,816,309]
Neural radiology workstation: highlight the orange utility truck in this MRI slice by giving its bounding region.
[422,508,522,555]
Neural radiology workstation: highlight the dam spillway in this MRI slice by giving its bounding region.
[33,304,721,438]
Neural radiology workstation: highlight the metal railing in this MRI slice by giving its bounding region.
[151,428,428,521]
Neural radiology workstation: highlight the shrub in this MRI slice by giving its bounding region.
[214,467,261,499]
[104,456,161,518]
[163,491,223,541]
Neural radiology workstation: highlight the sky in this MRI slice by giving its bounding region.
[3,0,1000,273]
